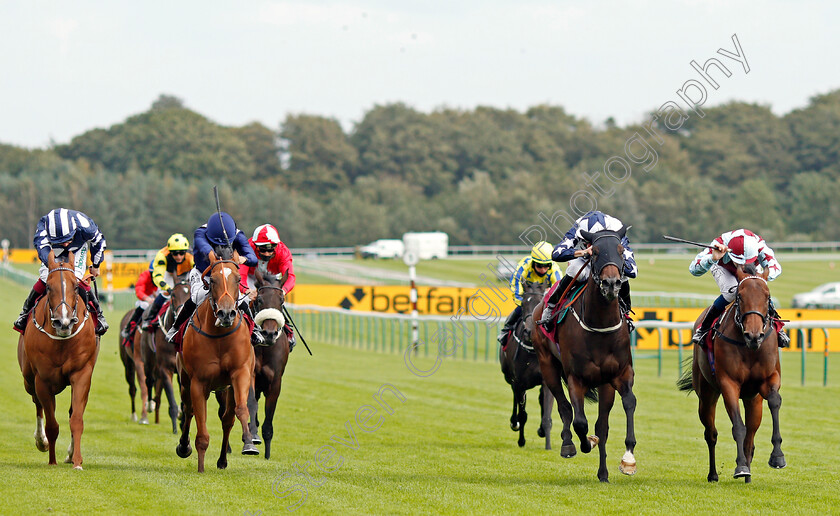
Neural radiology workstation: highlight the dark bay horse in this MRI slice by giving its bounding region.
[678,262,785,483]
[532,227,637,483]
[143,274,189,433]
[17,250,99,469]
[247,267,291,459]
[176,249,257,472]
[500,281,554,449]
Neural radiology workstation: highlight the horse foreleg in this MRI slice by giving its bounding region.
[743,395,762,483]
[217,389,237,469]
[122,352,137,421]
[720,378,750,480]
[153,373,163,425]
[67,366,94,470]
[248,385,260,445]
[34,376,59,465]
[176,370,194,459]
[516,388,528,448]
[233,369,258,456]
[762,379,786,469]
[133,335,149,425]
[567,376,596,454]
[595,384,616,483]
[262,375,283,460]
[539,385,554,451]
[615,368,637,477]
[191,381,210,473]
[537,354,575,457]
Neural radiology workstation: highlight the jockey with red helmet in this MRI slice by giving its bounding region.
[689,228,788,347]
[240,224,297,349]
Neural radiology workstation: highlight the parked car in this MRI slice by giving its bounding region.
[359,239,405,259]
[791,282,840,309]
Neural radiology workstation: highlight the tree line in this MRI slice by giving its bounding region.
[1,92,838,250]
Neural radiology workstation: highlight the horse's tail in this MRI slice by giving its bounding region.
[558,374,599,403]
[676,357,694,392]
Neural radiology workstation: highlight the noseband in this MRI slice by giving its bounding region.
[46,266,80,328]
[205,259,241,315]
[733,275,772,341]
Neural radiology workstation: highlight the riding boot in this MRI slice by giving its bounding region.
[538,274,573,326]
[771,307,791,348]
[165,299,196,343]
[692,296,727,347]
[284,324,296,351]
[80,286,109,336]
[121,305,145,339]
[497,308,520,346]
[619,281,635,333]
[141,293,167,330]
[14,287,41,332]
[240,301,266,346]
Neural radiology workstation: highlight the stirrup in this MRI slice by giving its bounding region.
[691,328,707,346]
[538,305,555,326]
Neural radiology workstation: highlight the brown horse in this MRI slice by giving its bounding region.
[176,248,257,472]
[245,267,291,459]
[678,262,785,483]
[532,227,637,483]
[143,274,189,433]
[500,281,554,449]
[17,250,99,469]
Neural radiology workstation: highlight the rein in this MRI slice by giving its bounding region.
[204,259,240,315]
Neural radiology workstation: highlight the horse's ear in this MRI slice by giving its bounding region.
[208,250,218,264]
[255,264,264,284]
[580,230,594,243]
[761,265,770,280]
[47,249,56,268]
[232,249,240,263]
[279,270,289,288]
[618,225,628,239]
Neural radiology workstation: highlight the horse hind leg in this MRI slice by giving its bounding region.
[538,385,554,451]
[248,385,261,445]
[595,385,616,482]
[34,402,49,452]
[175,372,194,459]
[262,376,283,460]
[567,377,597,455]
[509,387,519,431]
[538,357,575,457]
[217,389,237,469]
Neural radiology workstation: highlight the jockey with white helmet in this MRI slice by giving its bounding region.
[537,210,638,329]
[497,241,562,345]
[13,208,109,335]
[689,228,788,346]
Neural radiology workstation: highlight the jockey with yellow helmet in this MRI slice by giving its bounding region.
[498,241,563,345]
[133,233,195,333]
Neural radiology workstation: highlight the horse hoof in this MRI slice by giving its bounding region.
[139,416,149,425]
[537,427,546,438]
[733,466,751,479]
[619,460,637,475]
[130,413,138,422]
[510,422,520,431]
[176,443,192,458]
[252,436,262,445]
[34,435,48,453]
[769,455,787,469]
[242,443,259,455]
[64,455,72,464]
[148,400,156,412]
[588,436,600,447]
[560,444,577,458]
[518,439,526,448]
[73,465,83,471]
[217,459,228,470]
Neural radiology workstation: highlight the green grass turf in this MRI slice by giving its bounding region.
[1,276,839,514]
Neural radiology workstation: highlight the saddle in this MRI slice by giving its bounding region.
[540,282,585,334]
[144,301,171,332]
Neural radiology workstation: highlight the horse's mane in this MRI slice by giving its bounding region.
[213,245,234,261]
[53,252,72,264]
[743,262,758,276]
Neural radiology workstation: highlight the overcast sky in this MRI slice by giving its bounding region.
[1,1,838,148]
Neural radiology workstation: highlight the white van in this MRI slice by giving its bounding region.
[359,239,405,259]
[403,232,448,260]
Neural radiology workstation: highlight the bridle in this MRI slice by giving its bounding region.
[733,275,772,342]
[204,259,241,316]
[587,233,627,293]
[34,265,88,339]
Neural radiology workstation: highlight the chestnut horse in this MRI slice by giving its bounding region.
[176,248,257,472]
[500,281,554,449]
[532,227,637,483]
[17,250,99,469]
[246,267,291,459]
[143,274,189,433]
[117,309,139,421]
[678,262,785,483]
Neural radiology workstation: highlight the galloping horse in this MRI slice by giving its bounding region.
[532,227,637,482]
[246,266,291,459]
[678,262,785,482]
[176,248,257,472]
[500,281,554,449]
[17,250,99,469]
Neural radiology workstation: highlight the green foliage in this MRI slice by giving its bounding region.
[3,91,840,248]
